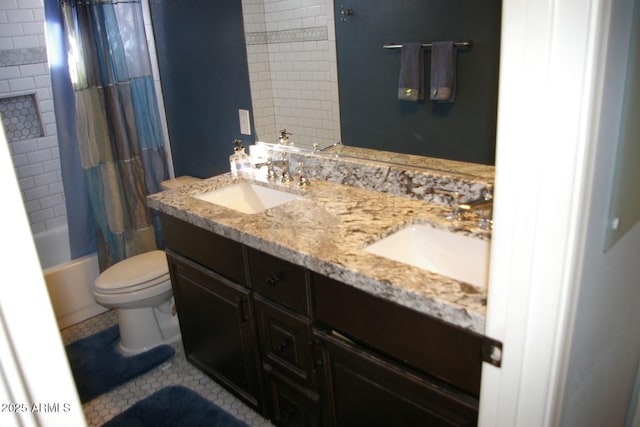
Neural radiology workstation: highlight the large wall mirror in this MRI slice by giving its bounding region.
[241,0,502,166]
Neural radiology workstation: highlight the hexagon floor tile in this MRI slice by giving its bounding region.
[61,310,274,427]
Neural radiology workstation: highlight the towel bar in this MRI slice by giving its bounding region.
[383,40,474,50]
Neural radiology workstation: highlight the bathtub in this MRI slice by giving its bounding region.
[34,226,108,329]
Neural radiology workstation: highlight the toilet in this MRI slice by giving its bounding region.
[93,250,180,355]
[93,176,200,355]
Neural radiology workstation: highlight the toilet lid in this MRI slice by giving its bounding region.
[95,250,170,294]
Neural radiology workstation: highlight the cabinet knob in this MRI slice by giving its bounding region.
[279,405,297,422]
[266,274,281,286]
[275,338,291,352]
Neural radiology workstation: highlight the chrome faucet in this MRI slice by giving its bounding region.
[278,129,292,145]
[432,188,465,221]
[459,184,494,229]
[253,150,309,185]
[253,151,291,182]
[274,152,292,182]
[297,162,310,187]
[252,150,278,179]
[432,185,494,229]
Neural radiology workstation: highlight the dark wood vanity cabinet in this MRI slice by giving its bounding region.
[166,252,263,410]
[160,214,481,426]
[312,274,483,397]
[248,248,322,425]
[256,298,322,426]
[162,214,263,411]
[312,329,478,426]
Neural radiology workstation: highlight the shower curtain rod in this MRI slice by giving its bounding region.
[383,40,474,49]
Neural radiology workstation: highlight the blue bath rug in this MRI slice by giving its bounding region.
[103,385,250,427]
[65,325,175,403]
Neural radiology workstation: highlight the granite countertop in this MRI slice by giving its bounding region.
[321,145,495,180]
[148,174,489,334]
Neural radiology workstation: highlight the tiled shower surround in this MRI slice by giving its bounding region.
[0,94,43,141]
[3,0,338,231]
[0,2,66,234]
[0,0,170,234]
[242,0,341,148]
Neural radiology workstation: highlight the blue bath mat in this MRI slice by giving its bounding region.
[103,385,250,427]
[65,325,175,403]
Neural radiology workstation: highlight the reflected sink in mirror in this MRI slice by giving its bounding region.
[364,225,490,288]
[195,182,300,214]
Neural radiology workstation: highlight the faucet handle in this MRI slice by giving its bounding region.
[265,150,277,180]
[432,188,464,221]
[446,191,465,221]
[478,184,494,229]
[279,129,292,145]
[297,162,310,187]
[482,183,494,201]
[280,152,292,182]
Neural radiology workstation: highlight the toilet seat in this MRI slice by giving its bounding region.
[95,250,169,294]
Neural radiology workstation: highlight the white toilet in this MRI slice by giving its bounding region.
[93,250,180,355]
[93,176,200,355]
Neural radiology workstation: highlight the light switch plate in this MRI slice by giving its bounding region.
[239,109,251,135]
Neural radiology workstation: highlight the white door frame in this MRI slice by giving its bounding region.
[0,124,86,426]
[479,0,617,425]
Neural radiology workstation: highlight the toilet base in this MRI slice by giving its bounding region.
[115,301,181,356]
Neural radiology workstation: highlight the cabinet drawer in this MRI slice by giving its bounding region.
[255,295,316,388]
[263,365,322,427]
[161,214,246,285]
[247,247,310,314]
[312,274,483,396]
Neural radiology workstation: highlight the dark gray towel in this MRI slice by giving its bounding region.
[397,42,424,102]
[430,41,456,102]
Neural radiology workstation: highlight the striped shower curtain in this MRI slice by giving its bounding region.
[60,0,168,269]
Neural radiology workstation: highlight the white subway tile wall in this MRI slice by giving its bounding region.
[2,0,337,232]
[0,0,172,234]
[242,0,341,148]
[0,1,66,234]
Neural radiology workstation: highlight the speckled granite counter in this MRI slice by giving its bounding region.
[148,173,489,334]
[319,145,495,180]
[253,143,494,205]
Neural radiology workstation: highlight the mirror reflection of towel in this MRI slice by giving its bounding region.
[397,43,424,102]
[430,41,456,102]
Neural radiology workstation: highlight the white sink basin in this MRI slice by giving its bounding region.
[364,225,490,288]
[195,182,300,214]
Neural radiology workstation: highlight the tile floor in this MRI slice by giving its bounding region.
[60,310,273,427]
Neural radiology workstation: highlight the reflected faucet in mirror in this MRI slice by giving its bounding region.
[241,0,500,167]
[434,185,494,229]
[278,129,292,146]
[253,150,292,182]
[459,184,494,229]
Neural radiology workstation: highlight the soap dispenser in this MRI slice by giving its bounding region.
[230,139,251,177]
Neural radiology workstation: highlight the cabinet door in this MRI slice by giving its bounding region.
[167,251,263,410]
[313,329,478,427]
[263,365,322,427]
[313,273,483,396]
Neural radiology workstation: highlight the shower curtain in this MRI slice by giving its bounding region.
[58,0,168,269]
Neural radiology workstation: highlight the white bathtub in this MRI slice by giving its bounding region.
[35,226,108,329]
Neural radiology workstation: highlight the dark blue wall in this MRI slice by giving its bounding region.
[336,0,501,165]
[149,0,254,178]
